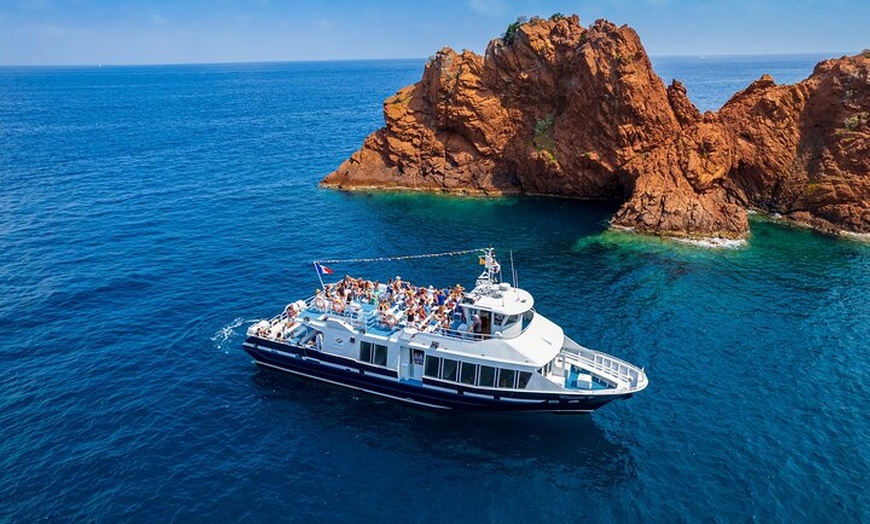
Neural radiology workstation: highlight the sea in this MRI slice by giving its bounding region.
[1,54,867,523]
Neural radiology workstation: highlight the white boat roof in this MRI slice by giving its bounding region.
[408,308,563,368]
[464,282,534,316]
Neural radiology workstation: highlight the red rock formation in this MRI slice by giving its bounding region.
[321,16,870,239]
[721,58,870,234]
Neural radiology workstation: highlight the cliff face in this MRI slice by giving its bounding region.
[321,16,870,239]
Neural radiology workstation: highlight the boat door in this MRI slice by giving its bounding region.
[399,346,424,381]
[410,349,424,381]
[399,346,411,380]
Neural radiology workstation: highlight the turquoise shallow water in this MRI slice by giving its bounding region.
[1,57,868,523]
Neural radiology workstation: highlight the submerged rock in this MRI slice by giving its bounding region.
[321,15,870,239]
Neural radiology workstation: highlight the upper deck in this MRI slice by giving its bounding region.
[299,275,536,342]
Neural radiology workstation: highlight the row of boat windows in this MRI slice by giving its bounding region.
[359,340,531,390]
[359,341,388,367]
[425,355,532,389]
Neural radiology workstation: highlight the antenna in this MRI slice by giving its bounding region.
[509,250,518,288]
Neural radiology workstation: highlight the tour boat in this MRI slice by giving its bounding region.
[242,248,648,413]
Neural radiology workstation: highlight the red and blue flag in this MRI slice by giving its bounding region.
[314,262,334,275]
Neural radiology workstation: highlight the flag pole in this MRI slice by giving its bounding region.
[314,262,326,290]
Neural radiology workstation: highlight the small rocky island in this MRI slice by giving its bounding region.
[321,15,869,240]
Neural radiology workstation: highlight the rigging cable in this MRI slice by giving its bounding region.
[315,247,487,265]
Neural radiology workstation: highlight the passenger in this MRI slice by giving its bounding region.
[469,313,483,334]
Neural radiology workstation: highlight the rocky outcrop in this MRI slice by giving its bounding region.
[321,16,870,239]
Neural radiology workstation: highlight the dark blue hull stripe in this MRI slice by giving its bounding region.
[243,337,626,413]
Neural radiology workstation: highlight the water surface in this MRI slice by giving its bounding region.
[1,57,867,523]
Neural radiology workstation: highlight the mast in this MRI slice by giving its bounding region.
[477,246,501,286]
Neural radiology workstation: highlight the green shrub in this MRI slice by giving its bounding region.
[503,16,528,45]
[533,114,556,153]
[843,112,868,130]
[534,114,554,137]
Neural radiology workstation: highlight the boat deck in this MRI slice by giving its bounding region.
[565,366,612,390]
[300,296,473,338]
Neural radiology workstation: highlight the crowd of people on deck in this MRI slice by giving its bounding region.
[313,275,467,332]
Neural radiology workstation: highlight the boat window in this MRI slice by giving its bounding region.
[459,362,476,385]
[478,365,496,387]
[442,359,458,382]
[507,315,519,324]
[374,344,388,367]
[493,313,505,325]
[517,371,532,389]
[498,369,516,388]
[360,341,372,362]
[541,360,552,376]
[424,356,440,378]
[522,310,534,330]
[360,341,388,366]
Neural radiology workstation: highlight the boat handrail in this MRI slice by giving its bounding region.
[302,293,537,341]
[563,348,645,389]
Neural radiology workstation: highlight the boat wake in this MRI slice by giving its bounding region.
[212,317,259,352]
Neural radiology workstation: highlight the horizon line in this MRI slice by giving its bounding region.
[0,50,857,69]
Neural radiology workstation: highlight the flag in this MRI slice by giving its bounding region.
[314,262,334,275]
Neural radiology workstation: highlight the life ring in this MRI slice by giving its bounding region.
[382,313,397,327]
[333,298,345,314]
[314,297,326,310]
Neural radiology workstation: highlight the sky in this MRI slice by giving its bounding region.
[1,0,867,65]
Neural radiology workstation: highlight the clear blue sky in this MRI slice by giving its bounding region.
[1,0,866,65]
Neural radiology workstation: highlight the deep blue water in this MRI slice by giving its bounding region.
[650,53,836,111]
[1,56,868,523]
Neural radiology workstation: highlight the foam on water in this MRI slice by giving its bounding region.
[672,236,747,249]
[211,317,258,352]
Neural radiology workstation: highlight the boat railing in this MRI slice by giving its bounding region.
[300,294,535,342]
[562,347,645,389]
[312,301,369,329]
